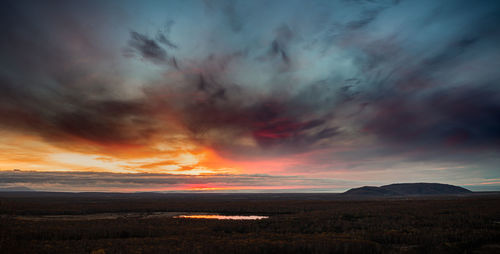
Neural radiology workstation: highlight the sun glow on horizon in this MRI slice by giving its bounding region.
[0,132,243,176]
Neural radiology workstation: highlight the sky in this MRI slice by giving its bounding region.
[1,0,499,192]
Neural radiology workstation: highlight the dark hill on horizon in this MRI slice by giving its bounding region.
[344,183,472,196]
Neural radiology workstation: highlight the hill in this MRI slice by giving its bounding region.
[344,183,472,196]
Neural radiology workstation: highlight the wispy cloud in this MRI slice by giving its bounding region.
[0,170,354,192]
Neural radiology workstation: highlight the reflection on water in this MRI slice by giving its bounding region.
[13,212,269,221]
[175,214,268,220]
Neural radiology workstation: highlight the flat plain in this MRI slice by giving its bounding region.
[0,192,499,254]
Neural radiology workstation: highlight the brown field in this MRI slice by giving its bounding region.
[1,192,499,254]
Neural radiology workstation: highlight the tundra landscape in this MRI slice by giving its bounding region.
[1,185,500,253]
[1,0,500,253]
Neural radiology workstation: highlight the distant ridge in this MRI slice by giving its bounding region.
[343,183,471,196]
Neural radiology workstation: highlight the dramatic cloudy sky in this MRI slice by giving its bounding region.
[1,0,499,192]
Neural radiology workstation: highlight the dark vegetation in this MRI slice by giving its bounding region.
[0,192,499,254]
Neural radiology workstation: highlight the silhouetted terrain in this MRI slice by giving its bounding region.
[344,183,471,196]
[0,191,499,254]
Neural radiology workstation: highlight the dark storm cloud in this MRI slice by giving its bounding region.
[125,27,342,154]
[181,94,339,151]
[157,33,178,49]
[1,0,500,168]
[127,31,168,63]
[0,77,157,147]
[151,68,342,154]
[350,1,500,156]
[125,31,180,68]
[52,100,157,145]
[0,1,164,148]
[362,86,500,148]
[260,24,295,70]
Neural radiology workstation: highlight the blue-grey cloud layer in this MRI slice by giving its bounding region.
[0,170,353,192]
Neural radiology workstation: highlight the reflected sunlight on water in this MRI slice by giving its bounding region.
[174,214,268,220]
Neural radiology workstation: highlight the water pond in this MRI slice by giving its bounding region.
[174,214,268,220]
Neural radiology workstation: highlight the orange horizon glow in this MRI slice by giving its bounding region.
[0,131,243,174]
[0,131,311,192]
[0,129,315,177]
[116,184,337,193]
[2,130,494,192]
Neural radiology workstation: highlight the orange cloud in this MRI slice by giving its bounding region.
[0,131,244,176]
